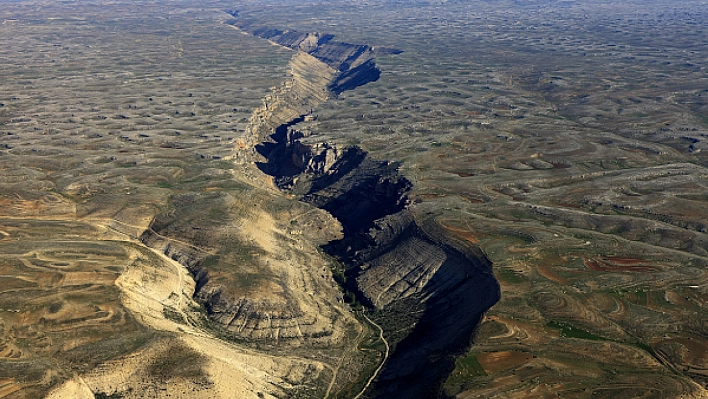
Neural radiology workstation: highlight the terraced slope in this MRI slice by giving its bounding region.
[0,3,374,398]
[3,1,708,398]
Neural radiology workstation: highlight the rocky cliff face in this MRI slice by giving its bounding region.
[228,19,385,96]
[263,136,500,398]
[361,219,499,399]
[205,16,502,397]
[136,19,387,350]
[226,18,500,397]
[140,191,353,347]
[234,51,336,158]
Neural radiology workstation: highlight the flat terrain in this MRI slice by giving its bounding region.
[1,0,708,398]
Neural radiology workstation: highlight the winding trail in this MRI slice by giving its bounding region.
[353,310,390,399]
[324,321,365,399]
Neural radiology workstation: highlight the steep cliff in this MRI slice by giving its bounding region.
[140,190,353,347]
[135,18,384,349]
[228,18,500,398]
[235,51,336,158]
[276,143,500,398]
[227,19,385,96]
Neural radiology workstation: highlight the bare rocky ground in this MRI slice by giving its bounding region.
[230,1,708,398]
[2,0,708,398]
[0,1,375,398]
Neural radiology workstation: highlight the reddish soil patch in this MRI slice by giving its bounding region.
[537,263,568,285]
[489,105,512,111]
[477,351,533,375]
[460,195,484,203]
[583,257,658,272]
[603,256,646,265]
[550,161,571,169]
[439,221,479,244]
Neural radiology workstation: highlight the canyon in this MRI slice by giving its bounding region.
[2,1,708,398]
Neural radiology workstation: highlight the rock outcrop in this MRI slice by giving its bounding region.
[235,51,336,158]
[253,97,500,397]
[140,191,352,347]
[134,18,395,349]
[227,19,387,96]
[230,18,500,398]
[298,149,500,399]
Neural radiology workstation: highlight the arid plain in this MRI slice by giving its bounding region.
[1,0,708,398]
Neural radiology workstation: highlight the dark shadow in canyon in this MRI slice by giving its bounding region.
[233,16,498,398]
[256,118,500,398]
[227,19,387,95]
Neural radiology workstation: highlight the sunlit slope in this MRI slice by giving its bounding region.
[0,2,367,398]
[235,1,708,397]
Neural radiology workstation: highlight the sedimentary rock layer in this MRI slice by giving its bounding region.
[228,19,385,95]
[140,190,351,346]
[232,19,501,397]
[297,147,500,399]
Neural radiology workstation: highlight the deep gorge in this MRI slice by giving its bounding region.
[145,16,502,398]
[231,17,501,398]
[258,115,501,397]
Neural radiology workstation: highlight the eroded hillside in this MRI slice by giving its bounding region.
[231,1,708,397]
[0,2,383,398]
[0,2,494,398]
[3,0,708,398]
[227,18,500,397]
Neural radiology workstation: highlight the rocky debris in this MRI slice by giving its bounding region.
[297,141,342,175]
[287,128,342,175]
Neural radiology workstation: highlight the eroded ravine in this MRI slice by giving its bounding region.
[231,19,501,399]
[43,17,500,399]
[45,222,336,399]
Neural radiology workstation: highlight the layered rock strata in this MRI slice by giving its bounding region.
[230,19,501,398]
[228,19,388,95]
[262,134,500,398]
[234,51,336,159]
[140,191,351,346]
